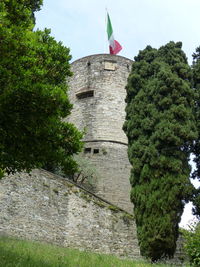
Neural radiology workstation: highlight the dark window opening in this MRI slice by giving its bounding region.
[93,149,99,154]
[76,90,94,99]
[84,148,91,154]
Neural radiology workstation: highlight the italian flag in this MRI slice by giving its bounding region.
[107,13,122,55]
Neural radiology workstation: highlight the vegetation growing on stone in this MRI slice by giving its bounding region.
[0,0,82,177]
[45,154,99,191]
[123,41,197,261]
[108,205,120,212]
[72,154,99,190]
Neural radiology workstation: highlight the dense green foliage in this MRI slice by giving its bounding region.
[0,0,82,176]
[191,47,200,218]
[182,223,200,267]
[0,236,181,267]
[123,42,197,261]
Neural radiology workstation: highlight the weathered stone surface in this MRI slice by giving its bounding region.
[0,169,140,259]
[67,54,132,143]
[81,141,133,213]
[67,54,133,213]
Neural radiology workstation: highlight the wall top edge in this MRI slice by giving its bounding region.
[71,53,133,65]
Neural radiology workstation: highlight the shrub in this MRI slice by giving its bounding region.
[72,155,99,191]
[182,221,200,266]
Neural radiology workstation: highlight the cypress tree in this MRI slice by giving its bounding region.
[123,42,197,261]
[191,47,200,218]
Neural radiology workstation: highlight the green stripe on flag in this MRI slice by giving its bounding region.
[107,13,113,40]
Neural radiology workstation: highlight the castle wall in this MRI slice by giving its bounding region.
[67,54,133,213]
[67,54,132,143]
[0,169,140,259]
[82,141,133,212]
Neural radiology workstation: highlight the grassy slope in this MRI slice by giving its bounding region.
[0,236,187,267]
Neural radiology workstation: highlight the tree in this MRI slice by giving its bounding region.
[0,0,83,177]
[123,42,197,261]
[71,155,99,191]
[191,47,200,219]
[47,154,99,191]
[182,221,200,267]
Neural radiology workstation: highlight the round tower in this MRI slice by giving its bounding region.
[67,54,133,213]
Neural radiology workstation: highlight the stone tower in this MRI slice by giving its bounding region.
[67,54,133,213]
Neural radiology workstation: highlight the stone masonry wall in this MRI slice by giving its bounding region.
[67,54,133,213]
[82,141,133,213]
[0,169,140,259]
[67,54,133,143]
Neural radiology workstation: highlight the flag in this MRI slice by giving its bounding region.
[106,13,122,55]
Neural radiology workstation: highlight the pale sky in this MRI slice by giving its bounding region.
[35,0,200,64]
[35,0,200,228]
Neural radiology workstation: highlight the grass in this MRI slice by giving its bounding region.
[0,236,188,267]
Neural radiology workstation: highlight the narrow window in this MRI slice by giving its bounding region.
[76,90,94,99]
[93,149,99,154]
[84,148,91,154]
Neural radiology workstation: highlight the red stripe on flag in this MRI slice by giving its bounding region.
[109,40,122,55]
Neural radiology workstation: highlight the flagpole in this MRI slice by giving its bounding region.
[104,8,108,54]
